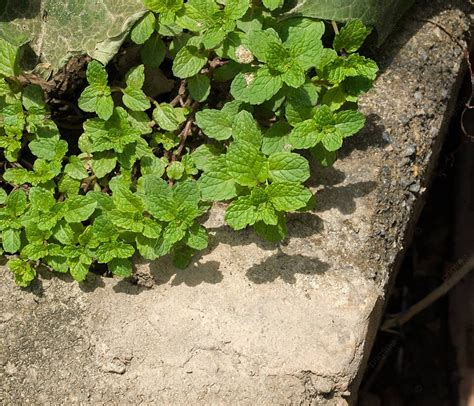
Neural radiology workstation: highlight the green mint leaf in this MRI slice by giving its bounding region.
[191,144,221,170]
[141,155,168,176]
[268,152,310,183]
[6,189,27,217]
[142,34,166,68]
[262,121,293,155]
[262,0,284,11]
[29,136,68,161]
[334,109,366,137]
[78,61,114,120]
[83,107,141,153]
[96,241,135,263]
[53,220,83,246]
[311,143,337,167]
[267,182,312,212]
[145,0,183,13]
[284,20,324,70]
[2,228,21,253]
[225,195,257,230]
[108,258,133,277]
[172,45,208,78]
[224,0,250,20]
[21,242,49,261]
[188,74,211,102]
[123,88,151,111]
[281,63,306,88]
[323,54,378,84]
[248,29,281,63]
[254,214,288,242]
[166,161,185,180]
[136,234,169,260]
[333,19,372,53]
[153,103,187,131]
[91,151,117,178]
[199,156,238,201]
[195,109,233,141]
[289,119,320,149]
[226,141,268,187]
[131,12,156,45]
[142,218,163,238]
[109,210,144,233]
[231,67,283,105]
[22,84,47,111]
[0,189,7,205]
[7,258,36,287]
[64,195,98,223]
[172,246,196,269]
[141,175,175,221]
[3,168,30,186]
[65,156,89,180]
[69,260,89,282]
[29,187,56,212]
[184,223,208,250]
[110,181,144,213]
[232,110,262,147]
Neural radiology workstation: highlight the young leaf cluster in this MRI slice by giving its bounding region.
[0,2,377,287]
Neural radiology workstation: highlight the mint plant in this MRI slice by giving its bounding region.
[0,2,377,287]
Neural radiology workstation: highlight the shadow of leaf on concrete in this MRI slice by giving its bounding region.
[245,250,330,284]
[150,259,223,287]
[314,181,378,215]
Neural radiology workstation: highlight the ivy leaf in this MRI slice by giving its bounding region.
[172,45,208,78]
[7,258,36,288]
[268,152,310,183]
[334,19,372,53]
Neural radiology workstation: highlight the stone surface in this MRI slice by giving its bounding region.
[0,1,470,404]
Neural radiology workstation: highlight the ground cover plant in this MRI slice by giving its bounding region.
[0,0,377,287]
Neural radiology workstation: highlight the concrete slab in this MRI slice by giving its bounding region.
[0,1,470,404]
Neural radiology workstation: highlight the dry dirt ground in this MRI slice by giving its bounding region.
[0,1,471,404]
